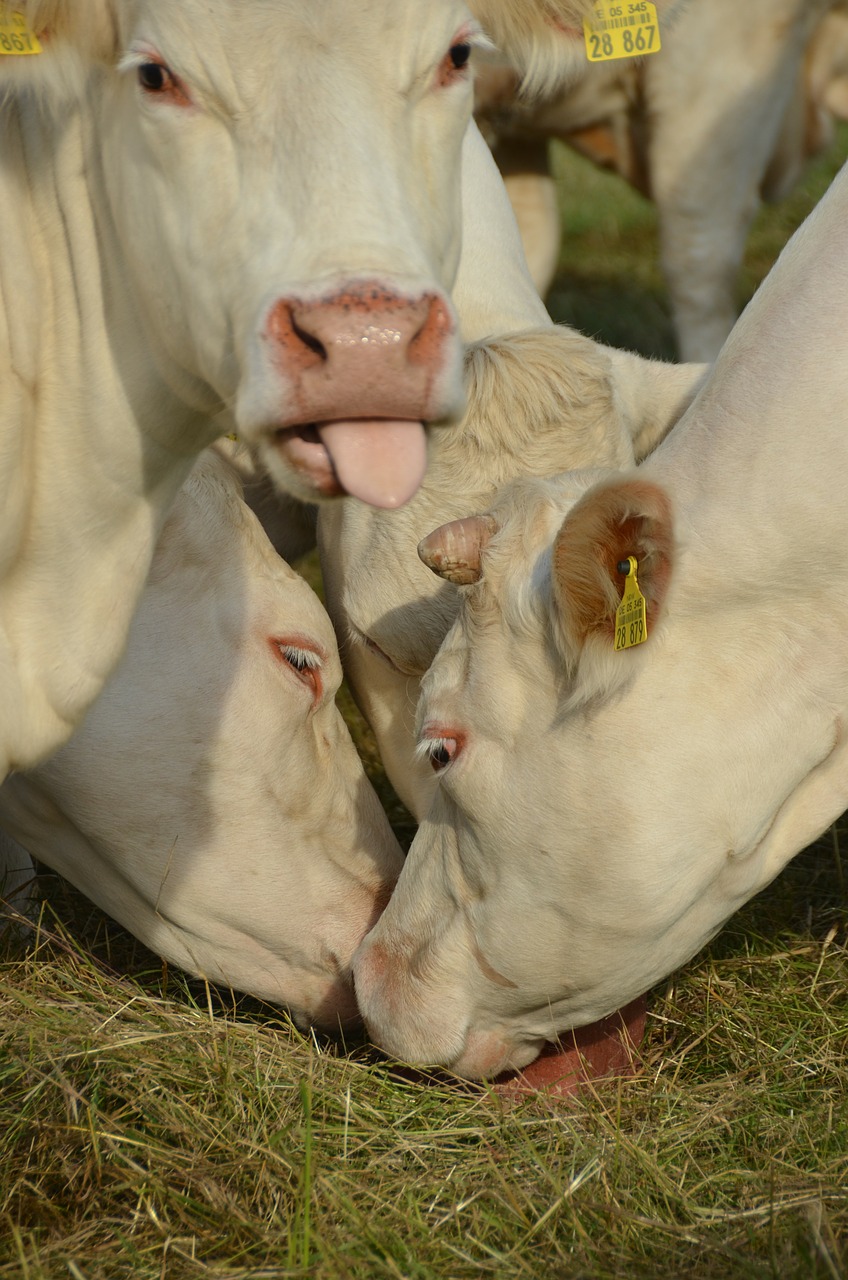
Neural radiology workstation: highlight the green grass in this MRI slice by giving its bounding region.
[2,136,848,1279]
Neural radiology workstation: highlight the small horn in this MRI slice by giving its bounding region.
[417,515,498,585]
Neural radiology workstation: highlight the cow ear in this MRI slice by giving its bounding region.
[551,477,674,660]
[467,0,612,95]
[0,2,119,93]
[418,515,498,585]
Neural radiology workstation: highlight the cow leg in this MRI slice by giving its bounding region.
[645,0,827,362]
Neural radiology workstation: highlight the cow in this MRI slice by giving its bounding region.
[0,0,677,789]
[352,154,848,1078]
[0,0,490,782]
[318,158,707,819]
[2,0,605,786]
[475,0,844,361]
[0,447,404,1029]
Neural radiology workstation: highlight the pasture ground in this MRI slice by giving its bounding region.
[2,134,848,1279]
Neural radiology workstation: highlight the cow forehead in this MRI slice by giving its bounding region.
[120,0,475,84]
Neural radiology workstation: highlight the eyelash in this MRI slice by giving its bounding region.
[275,642,323,699]
[416,734,461,772]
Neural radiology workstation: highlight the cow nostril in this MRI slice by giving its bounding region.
[290,315,327,361]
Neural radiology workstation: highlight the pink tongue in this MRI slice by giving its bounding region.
[316,419,428,509]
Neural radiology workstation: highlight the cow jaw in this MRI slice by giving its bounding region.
[273,418,429,508]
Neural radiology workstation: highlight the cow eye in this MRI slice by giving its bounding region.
[449,42,472,71]
[421,735,461,772]
[275,641,323,701]
[137,62,171,93]
[436,36,475,88]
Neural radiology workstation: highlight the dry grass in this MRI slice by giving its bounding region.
[2,135,848,1280]
[2,841,846,1279]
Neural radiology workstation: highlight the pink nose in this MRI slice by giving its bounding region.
[267,282,455,425]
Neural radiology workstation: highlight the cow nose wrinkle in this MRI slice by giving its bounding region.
[408,293,453,366]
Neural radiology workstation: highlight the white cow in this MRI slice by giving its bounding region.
[475,0,843,361]
[0,448,404,1028]
[4,0,605,787]
[0,0,492,781]
[318,156,706,819]
[353,156,848,1077]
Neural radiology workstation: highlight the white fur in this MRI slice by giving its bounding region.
[0,0,527,778]
[354,156,848,1076]
[0,449,403,1026]
[319,319,705,817]
[467,0,683,96]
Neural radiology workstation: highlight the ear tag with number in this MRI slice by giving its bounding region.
[614,556,648,651]
[0,12,42,54]
[583,0,661,63]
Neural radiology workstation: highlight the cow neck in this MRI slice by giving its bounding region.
[0,92,215,776]
[643,163,848,593]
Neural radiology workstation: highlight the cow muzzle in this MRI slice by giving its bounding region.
[260,282,461,508]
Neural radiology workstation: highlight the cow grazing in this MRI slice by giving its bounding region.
[0,448,403,1028]
[318,164,706,818]
[352,156,848,1078]
[475,0,843,361]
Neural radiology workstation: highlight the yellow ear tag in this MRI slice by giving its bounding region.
[583,1,661,63]
[614,555,648,651]
[0,12,42,55]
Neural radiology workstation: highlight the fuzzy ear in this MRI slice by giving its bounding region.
[466,0,599,94]
[0,1,118,95]
[418,515,498,585]
[467,0,675,95]
[551,477,674,658]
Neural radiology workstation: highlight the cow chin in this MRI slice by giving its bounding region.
[294,972,362,1034]
[447,1028,544,1080]
[263,425,346,503]
[354,931,562,1078]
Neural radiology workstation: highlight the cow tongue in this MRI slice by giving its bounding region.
[316,419,427,509]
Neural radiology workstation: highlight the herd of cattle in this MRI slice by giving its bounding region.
[1,0,847,1080]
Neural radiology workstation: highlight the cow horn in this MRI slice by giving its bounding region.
[417,515,498,585]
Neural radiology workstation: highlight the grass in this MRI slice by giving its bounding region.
[2,137,848,1278]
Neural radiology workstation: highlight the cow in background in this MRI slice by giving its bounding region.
[0,448,403,1029]
[475,0,846,360]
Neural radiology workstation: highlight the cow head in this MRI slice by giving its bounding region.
[2,0,492,507]
[353,464,848,1075]
[0,450,404,1027]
